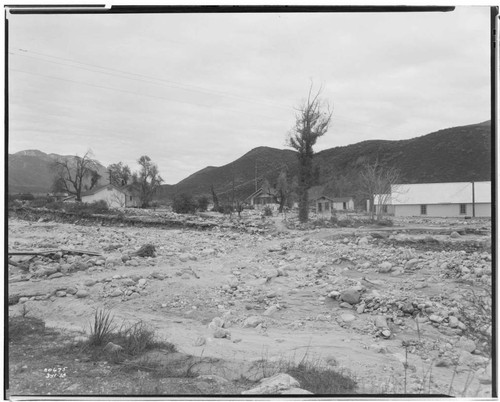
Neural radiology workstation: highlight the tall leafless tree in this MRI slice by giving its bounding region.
[359,160,401,220]
[52,150,100,201]
[287,84,333,222]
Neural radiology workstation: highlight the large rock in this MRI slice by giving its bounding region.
[378,262,393,273]
[280,388,313,394]
[243,316,264,328]
[374,315,388,329]
[242,373,300,394]
[76,289,89,298]
[103,342,123,353]
[213,328,231,339]
[340,288,361,305]
[106,255,122,267]
[456,338,476,353]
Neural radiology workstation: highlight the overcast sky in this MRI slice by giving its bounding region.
[8,7,491,184]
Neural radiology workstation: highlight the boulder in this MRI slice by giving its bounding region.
[341,313,356,322]
[280,388,313,394]
[378,262,393,273]
[450,231,461,239]
[76,289,89,298]
[242,373,300,395]
[194,336,206,346]
[103,342,123,354]
[375,316,388,329]
[358,237,369,246]
[340,288,361,305]
[110,289,123,298]
[213,328,231,339]
[456,338,476,353]
[263,305,279,316]
[243,316,264,328]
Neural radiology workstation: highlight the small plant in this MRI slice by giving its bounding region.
[21,304,30,318]
[88,308,116,346]
[263,206,273,217]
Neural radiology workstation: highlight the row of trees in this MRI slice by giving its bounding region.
[52,151,163,208]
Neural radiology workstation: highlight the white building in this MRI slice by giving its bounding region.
[388,181,491,218]
[81,184,141,208]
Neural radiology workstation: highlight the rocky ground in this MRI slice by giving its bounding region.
[7,209,493,397]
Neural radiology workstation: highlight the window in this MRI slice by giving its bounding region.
[325,202,330,210]
[420,205,427,215]
[343,202,347,210]
[459,204,466,214]
[382,205,388,213]
[318,202,322,212]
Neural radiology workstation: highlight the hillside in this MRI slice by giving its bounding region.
[156,147,298,202]
[9,120,491,200]
[8,150,108,194]
[157,120,492,203]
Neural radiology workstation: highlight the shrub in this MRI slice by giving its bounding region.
[376,219,393,227]
[65,200,110,215]
[197,196,209,212]
[30,198,50,208]
[218,205,234,214]
[338,219,353,227]
[172,193,197,214]
[17,193,35,201]
[263,205,273,217]
[45,201,64,210]
[88,308,116,346]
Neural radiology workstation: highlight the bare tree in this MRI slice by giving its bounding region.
[287,84,333,222]
[52,150,100,201]
[133,155,164,208]
[359,160,401,220]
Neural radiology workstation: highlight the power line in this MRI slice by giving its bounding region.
[10,48,293,112]
[9,68,280,120]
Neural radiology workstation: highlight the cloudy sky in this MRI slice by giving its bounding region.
[8,7,491,184]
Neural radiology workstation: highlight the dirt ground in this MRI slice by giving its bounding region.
[6,210,494,397]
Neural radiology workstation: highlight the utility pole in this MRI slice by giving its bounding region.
[472,181,476,218]
[255,159,258,192]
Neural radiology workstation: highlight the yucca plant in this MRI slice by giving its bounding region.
[88,308,116,346]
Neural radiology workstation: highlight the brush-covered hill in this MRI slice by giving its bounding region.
[157,120,492,202]
[156,147,298,202]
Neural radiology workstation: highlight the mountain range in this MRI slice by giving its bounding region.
[8,120,492,203]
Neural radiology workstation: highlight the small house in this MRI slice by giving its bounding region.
[245,187,278,209]
[81,184,141,208]
[308,185,354,217]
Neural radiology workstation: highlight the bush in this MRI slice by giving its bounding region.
[88,308,116,346]
[376,219,393,227]
[16,193,35,201]
[65,200,110,215]
[29,198,50,208]
[172,193,197,214]
[197,196,209,212]
[45,201,64,210]
[263,205,273,217]
[217,205,234,214]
